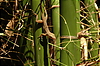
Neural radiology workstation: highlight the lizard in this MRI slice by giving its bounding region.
[35,6,56,59]
[35,7,56,44]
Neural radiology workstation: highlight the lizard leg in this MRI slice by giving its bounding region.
[38,33,47,38]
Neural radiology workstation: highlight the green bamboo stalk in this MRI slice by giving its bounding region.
[51,0,60,65]
[75,0,81,64]
[60,0,80,66]
[31,0,44,66]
